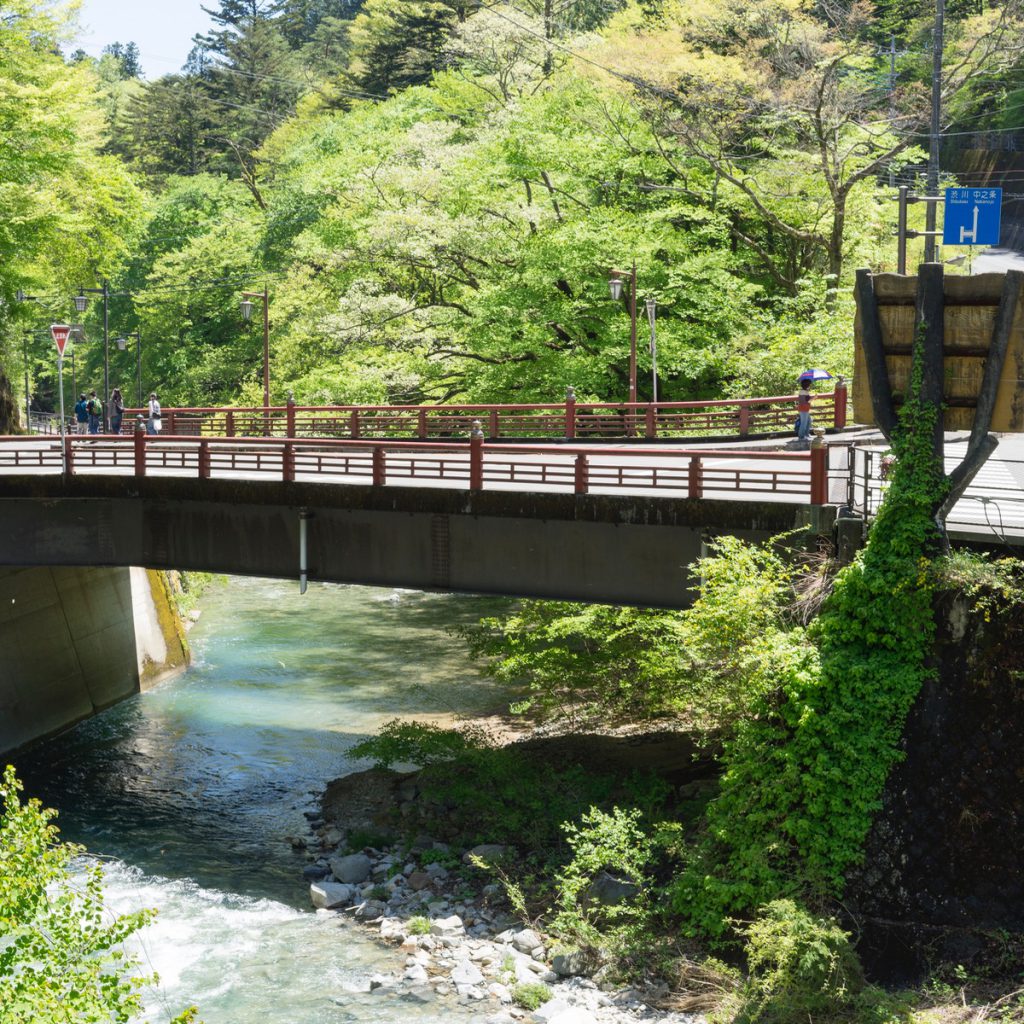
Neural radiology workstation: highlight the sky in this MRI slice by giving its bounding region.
[75,0,215,77]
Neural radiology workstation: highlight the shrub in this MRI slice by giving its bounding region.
[512,982,552,1011]
[733,900,864,1023]
[407,915,431,935]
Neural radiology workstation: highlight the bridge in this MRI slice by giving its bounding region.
[6,384,1023,605]
[3,388,853,608]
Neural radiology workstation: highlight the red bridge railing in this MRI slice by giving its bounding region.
[0,434,831,505]
[121,383,847,442]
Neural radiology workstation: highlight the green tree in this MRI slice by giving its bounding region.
[0,766,198,1023]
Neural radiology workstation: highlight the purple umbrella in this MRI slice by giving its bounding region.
[799,369,833,383]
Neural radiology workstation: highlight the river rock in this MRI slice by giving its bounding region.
[380,917,407,941]
[546,1010,598,1024]
[302,863,330,881]
[551,951,592,978]
[488,982,513,1004]
[310,882,355,909]
[583,871,638,908]
[463,843,507,864]
[404,964,430,983]
[450,960,485,986]
[330,853,373,884]
[355,899,387,919]
[511,928,544,954]
[531,999,572,1022]
[431,914,465,937]
[407,870,432,891]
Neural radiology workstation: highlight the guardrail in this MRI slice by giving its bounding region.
[120,385,847,442]
[848,442,1024,540]
[0,433,831,505]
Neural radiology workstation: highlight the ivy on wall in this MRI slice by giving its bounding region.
[676,334,947,935]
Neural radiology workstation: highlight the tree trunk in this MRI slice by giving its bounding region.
[0,367,20,434]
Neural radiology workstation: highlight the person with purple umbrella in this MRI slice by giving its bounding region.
[795,369,832,441]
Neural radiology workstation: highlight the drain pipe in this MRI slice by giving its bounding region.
[298,509,312,595]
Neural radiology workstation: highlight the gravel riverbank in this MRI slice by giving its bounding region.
[295,764,706,1024]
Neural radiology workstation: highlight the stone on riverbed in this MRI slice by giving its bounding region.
[330,852,373,884]
[511,928,544,954]
[450,959,485,986]
[310,881,355,909]
[462,843,508,864]
[430,914,465,937]
[355,899,387,920]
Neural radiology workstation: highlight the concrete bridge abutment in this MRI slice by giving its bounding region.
[0,566,189,757]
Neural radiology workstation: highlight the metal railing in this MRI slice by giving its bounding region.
[119,386,848,442]
[0,433,832,505]
[848,442,1024,540]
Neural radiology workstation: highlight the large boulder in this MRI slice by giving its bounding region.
[310,881,355,909]
[330,852,373,884]
[583,871,638,908]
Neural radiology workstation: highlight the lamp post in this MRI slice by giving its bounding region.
[75,281,110,431]
[241,286,271,412]
[645,296,657,405]
[115,331,142,406]
[607,261,638,405]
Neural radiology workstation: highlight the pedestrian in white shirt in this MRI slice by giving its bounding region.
[147,393,162,435]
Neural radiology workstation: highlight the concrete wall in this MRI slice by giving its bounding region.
[0,566,188,757]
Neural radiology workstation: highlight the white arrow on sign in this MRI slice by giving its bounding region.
[960,205,980,244]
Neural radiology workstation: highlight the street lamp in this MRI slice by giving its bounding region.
[645,296,658,405]
[607,262,638,405]
[114,330,143,406]
[240,286,271,412]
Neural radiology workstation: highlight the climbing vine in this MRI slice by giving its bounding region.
[675,332,948,935]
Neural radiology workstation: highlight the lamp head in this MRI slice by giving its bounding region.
[74,293,89,314]
[241,298,254,322]
[608,275,624,302]
[116,337,127,351]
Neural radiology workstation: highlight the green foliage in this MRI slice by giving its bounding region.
[0,766,177,1023]
[512,981,552,1010]
[551,808,653,961]
[348,719,487,768]
[460,533,806,738]
[675,334,946,935]
[458,602,688,725]
[731,900,865,1024]
[347,721,670,855]
[407,915,432,935]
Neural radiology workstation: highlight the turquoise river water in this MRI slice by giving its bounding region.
[14,576,513,1024]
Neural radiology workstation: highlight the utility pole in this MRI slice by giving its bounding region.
[925,0,944,263]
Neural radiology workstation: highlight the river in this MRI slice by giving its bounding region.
[14,576,513,1024]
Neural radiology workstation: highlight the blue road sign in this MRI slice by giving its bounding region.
[943,187,1002,246]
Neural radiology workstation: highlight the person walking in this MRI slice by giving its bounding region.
[795,376,813,441]
[110,388,125,435]
[74,394,89,435]
[147,392,162,435]
[86,391,102,435]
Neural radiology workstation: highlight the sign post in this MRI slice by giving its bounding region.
[943,188,1002,247]
[51,325,71,475]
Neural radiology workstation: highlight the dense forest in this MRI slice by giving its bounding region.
[4,0,1024,413]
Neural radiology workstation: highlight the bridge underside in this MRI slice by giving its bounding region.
[0,476,815,608]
